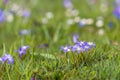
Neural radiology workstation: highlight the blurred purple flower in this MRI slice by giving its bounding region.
[60,35,96,54]
[60,46,71,53]
[22,10,31,18]
[72,41,95,53]
[20,46,30,51]
[0,9,5,22]
[63,0,73,8]
[73,34,79,43]
[19,29,31,35]
[16,45,30,58]
[71,44,85,53]
[113,6,120,20]
[0,54,14,64]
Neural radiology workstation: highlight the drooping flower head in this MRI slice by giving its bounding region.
[73,34,79,43]
[0,54,14,64]
[0,9,5,23]
[16,45,30,58]
[113,6,120,20]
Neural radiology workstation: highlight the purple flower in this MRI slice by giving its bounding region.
[0,54,14,64]
[22,10,31,18]
[16,45,30,58]
[76,41,87,46]
[71,44,79,52]
[63,0,73,8]
[60,34,96,54]
[73,34,79,43]
[0,9,5,22]
[20,45,30,51]
[71,41,92,53]
[60,46,71,53]
[61,41,96,54]
[113,6,120,20]
[71,44,85,53]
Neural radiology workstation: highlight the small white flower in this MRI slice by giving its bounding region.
[98,29,104,35]
[11,4,21,12]
[64,47,71,52]
[41,18,48,24]
[65,9,73,17]
[87,42,96,47]
[74,16,80,23]
[66,19,74,25]
[71,9,79,16]
[86,18,94,25]
[96,19,104,27]
[6,13,14,22]
[16,9,24,17]
[46,12,54,19]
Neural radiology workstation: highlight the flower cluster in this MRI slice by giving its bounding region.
[16,45,30,58]
[11,4,31,18]
[0,54,14,64]
[0,45,30,65]
[0,3,31,23]
[41,12,54,24]
[63,0,95,27]
[60,34,96,53]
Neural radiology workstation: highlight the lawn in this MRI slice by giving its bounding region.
[0,0,120,80]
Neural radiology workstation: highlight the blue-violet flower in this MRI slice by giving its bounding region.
[16,45,30,58]
[0,54,14,64]
[60,35,96,53]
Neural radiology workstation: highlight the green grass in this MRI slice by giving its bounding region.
[0,0,120,80]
